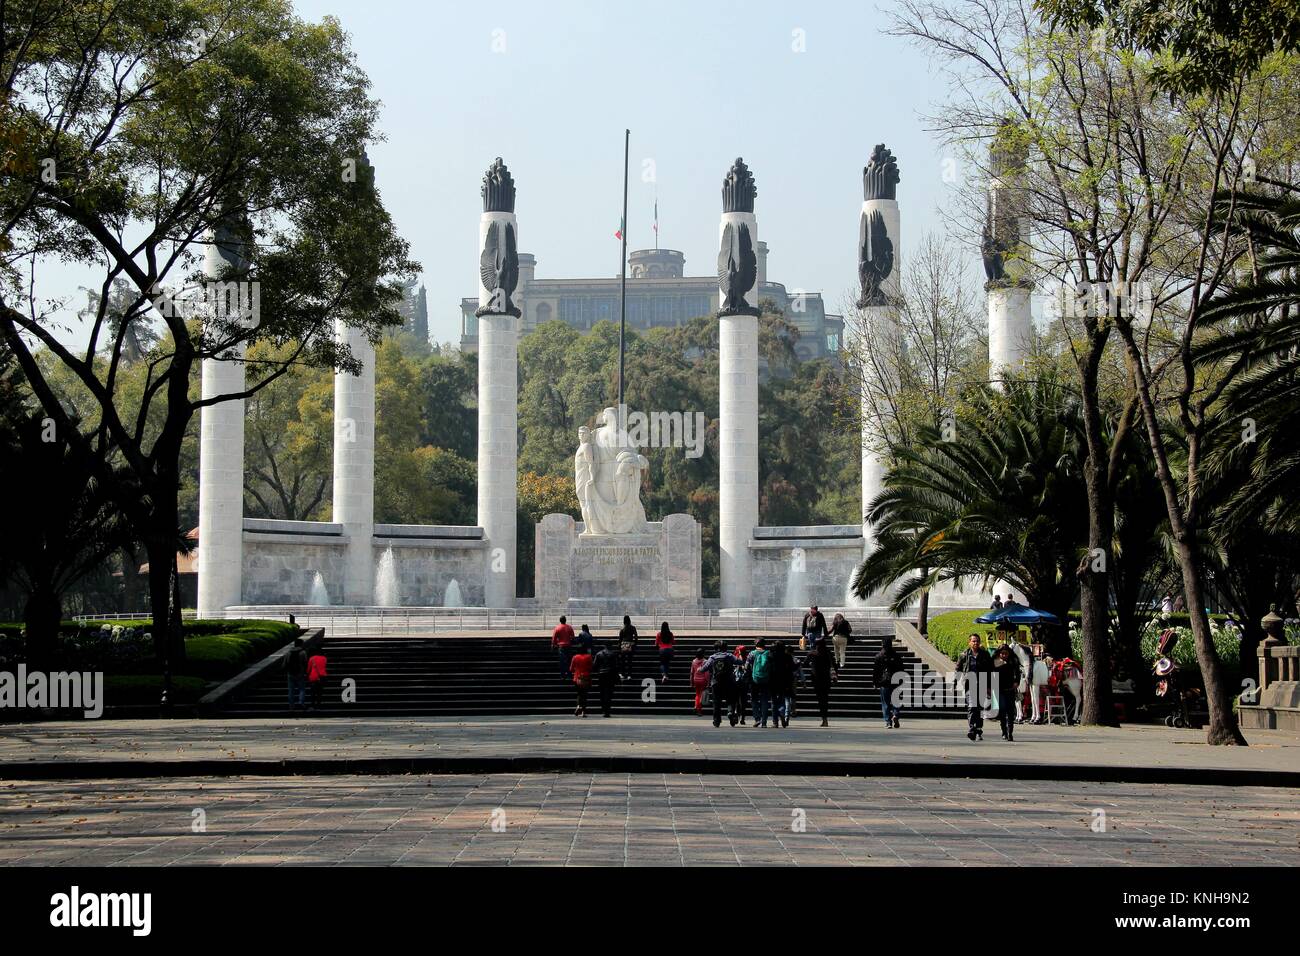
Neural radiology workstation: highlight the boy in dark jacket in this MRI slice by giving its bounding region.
[285,638,308,711]
[593,642,620,718]
[872,638,904,729]
[769,641,797,728]
[701,642,740,727]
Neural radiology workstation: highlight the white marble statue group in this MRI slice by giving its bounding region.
[574,406,649,535]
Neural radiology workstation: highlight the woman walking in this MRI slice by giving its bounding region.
[805,639,839,727]
[618,614,638,680]
[656,622,675,683]
[993,644,1022,741]
[829,613,852,668]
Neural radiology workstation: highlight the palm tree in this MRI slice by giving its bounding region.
[1199,183,1300,530]
[851,375,1088,653]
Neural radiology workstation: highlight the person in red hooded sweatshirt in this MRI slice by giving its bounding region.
[306,645,328,711]
[570,643,594,717]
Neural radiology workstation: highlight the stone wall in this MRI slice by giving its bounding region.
[749,526,863,608]
[239,519,487,606]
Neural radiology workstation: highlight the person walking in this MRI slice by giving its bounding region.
[747,639,773,727]
[570,643,594,717]
[655,622,675,683]
[689,648,710,715]
[769,641,796,728]
[734,645,751,724]
[574,623,595,658]
[702,641,740,727]
[805,638,839,726]
[993,643,1022,741]
[957,633,993,741]
[829,613,852,669]
[801,605,828,649]
[593,641,620,718]
[306,644,328,711]
[285,638,308,711]
[873,637,904,728]
[618,615,638,680]
[552,615,575,678]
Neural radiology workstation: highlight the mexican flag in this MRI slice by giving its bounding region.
[614,216,624,241]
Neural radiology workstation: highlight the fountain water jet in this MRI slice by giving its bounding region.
[442,578,464,608]
[309,571,331,606]
[782,548,810,609]
[374,546,400,607]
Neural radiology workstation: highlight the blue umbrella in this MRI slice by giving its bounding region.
[974,602,1062,626]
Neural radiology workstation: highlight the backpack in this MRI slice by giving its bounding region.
[750,649,771,684]
[711,654,734,686]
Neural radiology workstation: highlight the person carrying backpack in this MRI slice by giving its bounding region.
[285,638,308,711]
[702,641,740,727]
[829,613,852,668]
[747,639,774,727]
[618,615,638,680]
[801,605,828,649]
[769,641,796,728]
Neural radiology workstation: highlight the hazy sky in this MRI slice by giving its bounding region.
[296,0,971,344]
[45,0,980,348]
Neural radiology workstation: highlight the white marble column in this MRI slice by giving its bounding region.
[477,208,519,608]
[989,286,1032,386]
[196,235,248,617]
[333,322,375,605]
[860,177,901,556]
[718,209,760,610]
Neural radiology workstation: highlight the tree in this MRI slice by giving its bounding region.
[852,375,1089,653]
[0,1,416,670]
[1037,0,1300,94]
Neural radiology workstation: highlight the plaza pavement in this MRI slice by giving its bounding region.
[1,715,1299,786]
[0,772,1296,866]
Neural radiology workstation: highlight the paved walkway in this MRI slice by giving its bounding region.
[0,773,1295,866]
[2,716,1299,785]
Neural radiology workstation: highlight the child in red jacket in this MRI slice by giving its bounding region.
[306,649,328,711]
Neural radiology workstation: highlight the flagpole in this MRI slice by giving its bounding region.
[618,128,629,410]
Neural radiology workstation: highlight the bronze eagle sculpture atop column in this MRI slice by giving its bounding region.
[857,209,894,308]
[476,219,521,317]
[718,220,759,317]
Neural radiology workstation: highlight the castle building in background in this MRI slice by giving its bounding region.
[458,244,843,361]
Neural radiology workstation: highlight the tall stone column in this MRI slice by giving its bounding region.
[476,158,521,608]
[196,221,251,617]
[333,321,375,604]
[717,158,760,609]
[982,120,1033,387]
[858,145,901,556]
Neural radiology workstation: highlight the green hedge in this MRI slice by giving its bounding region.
[104,675,209,706]
[2,619,299,681]
[926,610,994,661]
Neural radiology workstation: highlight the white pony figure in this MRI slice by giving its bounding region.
[1063,661,1083,723]
[1030,658,1050,722]
[1010,641,1033,722]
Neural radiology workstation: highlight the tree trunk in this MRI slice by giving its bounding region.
[916,585,930,635]
[1173,536,1246,745]
[145,530,185,668]
[22,584,62,670]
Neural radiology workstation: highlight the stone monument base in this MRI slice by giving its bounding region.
[535,513,702,613]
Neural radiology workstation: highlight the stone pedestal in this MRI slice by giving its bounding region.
[535,513,701,613]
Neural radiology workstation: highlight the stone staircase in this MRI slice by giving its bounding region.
[217,629,964,720]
